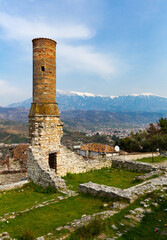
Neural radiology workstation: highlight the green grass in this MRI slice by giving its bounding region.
[137,156,167,163]
[67,190,167,240]
[0,183,59,217]
[0,166,144,239]
[119,193,167,239]
[0,194,109,239]
[105,191,167,240]
[67,218,104,240]
[63,167,143,191]
[0,168,158,239]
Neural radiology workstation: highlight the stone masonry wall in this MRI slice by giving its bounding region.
[29,115,63,163]
[112,159,157,172]
[56,152,159,176]
[79,174,167,203]
[27,146,66,190]
[0,172,26,185]
[115,152,159,161]
[57,146,112,176]
[27,144,113,184]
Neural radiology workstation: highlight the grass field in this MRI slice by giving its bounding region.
[0,194,107,239]
[68,190,167,240]
[63,167,143,191]
[119,199,167,240]
[0,183,60,216]
[0,168,144,239]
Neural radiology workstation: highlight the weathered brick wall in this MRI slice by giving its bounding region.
[32,38,57,103]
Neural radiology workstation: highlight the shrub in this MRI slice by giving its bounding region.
[18,230,34,240]
[68,218,104,240]
[66,172,76,180]
[44,186,57,194]
[28,182,57,194]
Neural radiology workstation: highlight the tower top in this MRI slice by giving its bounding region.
[32,38,57,45]
[30,37,59,116]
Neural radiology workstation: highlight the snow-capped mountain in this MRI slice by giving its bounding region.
[7,90,167,112]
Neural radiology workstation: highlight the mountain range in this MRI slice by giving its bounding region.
[7,90,167,113]
[0,90,166,131]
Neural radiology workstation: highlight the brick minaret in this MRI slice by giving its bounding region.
[28,38,65,189]
[28,38,88,189]
[29,38,61,141]
[32,38,57,104]
[29,38,63,147]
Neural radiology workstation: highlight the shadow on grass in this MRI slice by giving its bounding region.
[67,218,104,240]
[23,182,57,194]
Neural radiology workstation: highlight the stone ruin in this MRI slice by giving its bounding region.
[27,38,101,190]
[27,38,162,191]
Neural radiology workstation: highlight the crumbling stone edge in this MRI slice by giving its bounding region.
[78,174,167,203]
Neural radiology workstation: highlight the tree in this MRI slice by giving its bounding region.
[158,117,167,134]
[120,117,167,153]
[146,123,159,136]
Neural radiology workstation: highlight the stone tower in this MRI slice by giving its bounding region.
[27,38,66,189]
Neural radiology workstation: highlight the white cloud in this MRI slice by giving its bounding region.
[58,44,115,78]
[0,11,126,79]
[0,11,93,40]
[0,80,22,96]
[0,79,29,106]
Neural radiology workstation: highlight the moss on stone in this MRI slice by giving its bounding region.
[29,103,60,116]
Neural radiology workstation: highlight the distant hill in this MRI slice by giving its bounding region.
[0,106,28,122]
[0,116,28,144]
[61,110,166,130]
[2,90,167,132]
[7,90,167,113]
[0,106,165,131]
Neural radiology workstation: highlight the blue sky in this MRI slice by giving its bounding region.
[0,0,167,106]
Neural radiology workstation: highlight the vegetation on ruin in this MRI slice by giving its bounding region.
[63,167,143,191]
[118,197,167,239]
[107,190,167,240]
[68,190,167,240]
[67,218,104,240]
